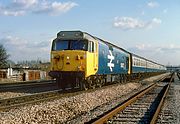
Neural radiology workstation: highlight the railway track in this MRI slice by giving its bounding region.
[0,73,170,93]
[0,73,172,113]
[89,73,174,124]
[177,72,180,80]
[0,88,85,111]
[0,90,59,111]
[0,80,57,93]
[0,83,117,112]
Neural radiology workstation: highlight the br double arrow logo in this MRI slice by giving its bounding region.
[107,50,114,72]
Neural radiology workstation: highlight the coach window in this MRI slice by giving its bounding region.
[143,60,145,67]
[133,58,135,66]
[134,58,137,66]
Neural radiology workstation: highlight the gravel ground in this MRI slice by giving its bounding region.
[0,82,141,124]
[173,84,180,123]
[142,72,170,82]
[157,73,180,124]
[0,73,169,124]
[0,92,31,99]
[67,82,153,124]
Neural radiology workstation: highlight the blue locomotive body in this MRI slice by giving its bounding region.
[97,39,130,75]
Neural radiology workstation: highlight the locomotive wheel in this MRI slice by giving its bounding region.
[95,76,103,88]
[81,81,89,90]
[88,77,96,89]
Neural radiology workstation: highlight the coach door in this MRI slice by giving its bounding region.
[89,41,98,70]
[128,54,132,74]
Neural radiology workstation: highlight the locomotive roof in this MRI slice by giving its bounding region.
[85,31,165,67]
[57,31,96,41]
[83,31,132,55]
[94,37,131,54]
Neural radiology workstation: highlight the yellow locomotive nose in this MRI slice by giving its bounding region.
[51,50,86,72]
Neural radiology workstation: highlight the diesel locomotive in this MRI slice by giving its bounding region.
[49,31,166,90]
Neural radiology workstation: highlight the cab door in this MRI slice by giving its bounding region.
[85,41,98,77]
[94,41,98,71]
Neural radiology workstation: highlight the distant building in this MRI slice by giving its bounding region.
[0,69,7,79]
[0,62,51,82]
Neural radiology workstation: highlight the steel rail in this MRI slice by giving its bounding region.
[92,83,156,124]
[0,80,56,92]
[177,72,180,80]
[0,80,55,88]
[150,72,174,124]
[0,82,115,111]
[0,90,60,111]
[0,79,55,86]
[0,88,92,111]
[92,72,174,124]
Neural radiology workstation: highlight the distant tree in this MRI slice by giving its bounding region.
[0,44,9,68]
[7,60,16,67]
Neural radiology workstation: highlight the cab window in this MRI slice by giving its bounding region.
[70,40,87,50]
[53,40,69,50]
[52,40,88,51]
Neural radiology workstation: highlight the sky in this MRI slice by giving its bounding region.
[0,0,180,66]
